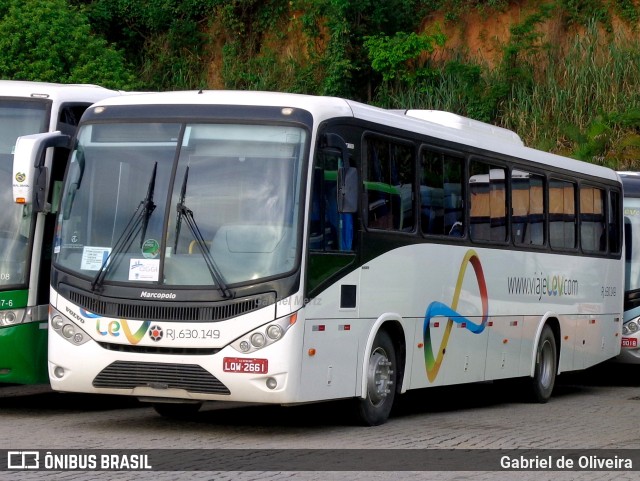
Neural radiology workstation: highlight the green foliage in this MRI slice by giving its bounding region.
[559,0,610,28]
[79,0,219,89]
[500,20,640,168]
[365,32,446,82]
[303,0,425,98]
[7,0,639,170]
[425,0,509,22]
[0,0,138,89]
[561,110,640,169]
[615,0,640,24]
[500,3,555,87]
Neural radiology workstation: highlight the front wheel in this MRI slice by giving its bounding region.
[528,325,557,403]
[355,330,397,426]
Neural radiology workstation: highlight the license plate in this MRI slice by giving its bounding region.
[223,357,268,374]
[622,337,638,348]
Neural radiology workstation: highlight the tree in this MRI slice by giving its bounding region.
[0,0,138,89]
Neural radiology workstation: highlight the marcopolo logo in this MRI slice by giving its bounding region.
[140,291,177,300]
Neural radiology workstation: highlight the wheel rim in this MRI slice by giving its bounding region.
[538,339,554,389]
[366,346,393,406]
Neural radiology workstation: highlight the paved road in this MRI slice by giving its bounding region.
[1,362,639,480]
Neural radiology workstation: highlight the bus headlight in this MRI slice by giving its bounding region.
[0,309,26,326]
[250,332,265,348]
[266,324,283,340]
[50,308,90,346]
[625,320,639,335]
[62,324,76,339]
[51,315,64,330]
[231,313,297,354]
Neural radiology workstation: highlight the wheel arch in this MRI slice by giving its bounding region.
[528,314,561,377]
[358,314,409,399]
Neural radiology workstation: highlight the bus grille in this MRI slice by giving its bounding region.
[63,287,274,322]
[93,361,230,395]
[97,342,220,356]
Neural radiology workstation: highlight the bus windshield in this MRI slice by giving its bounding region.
[0,99,49,287]
[54,122,306,288]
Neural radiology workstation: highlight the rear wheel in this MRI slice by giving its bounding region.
[152,402,202,419]
[528,325,557,403]
[355,330,397,426]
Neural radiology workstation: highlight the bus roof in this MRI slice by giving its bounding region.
[89,90,620,184]
[0,80,120,104]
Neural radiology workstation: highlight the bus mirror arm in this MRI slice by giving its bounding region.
[321,133,357,213]
[31,133,70,214]
[338,166,358,213]
[34,166,50,214]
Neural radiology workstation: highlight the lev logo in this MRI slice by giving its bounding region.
[423,249,489,382]
[81,308,151,345]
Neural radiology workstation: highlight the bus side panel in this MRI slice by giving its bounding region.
[301,269,362,402]
[0,322,48,384]
[298,317,361,402]
[484,315,523,380]
[443,317,488,385]
[575,314,620,370]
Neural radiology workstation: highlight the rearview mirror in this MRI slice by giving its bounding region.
[12,132,70,212]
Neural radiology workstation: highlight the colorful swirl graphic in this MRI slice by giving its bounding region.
[423,249,489,382]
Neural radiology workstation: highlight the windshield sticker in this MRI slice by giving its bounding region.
[142,239,160,259]
[81,246,112,271]
[129,258,160,281]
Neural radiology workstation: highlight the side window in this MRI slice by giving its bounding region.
[469,160,507,242]
[580,185,606,253]
[309,147,355,252]
[609,190,621,255]
[420,149,464,236]
[365,136,415,231]
[57,103,91,136]
[549,178,576,249]
[511,170,545,246]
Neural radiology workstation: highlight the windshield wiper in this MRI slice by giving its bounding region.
[175,167,233,299]
[91,162,157,291]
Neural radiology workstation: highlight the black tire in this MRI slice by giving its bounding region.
[152,402,202,419]
[528,325,557,403]
[355,330,397,426]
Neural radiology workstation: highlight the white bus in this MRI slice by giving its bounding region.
[23,91,623,424]
[617,171,640,362]
[0,81,121,385]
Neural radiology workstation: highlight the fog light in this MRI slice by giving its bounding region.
[73,333,84,344]
[62,324,75,339]
[266,377,277,390]
[53,366,65,378]
[239,341,250,352]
